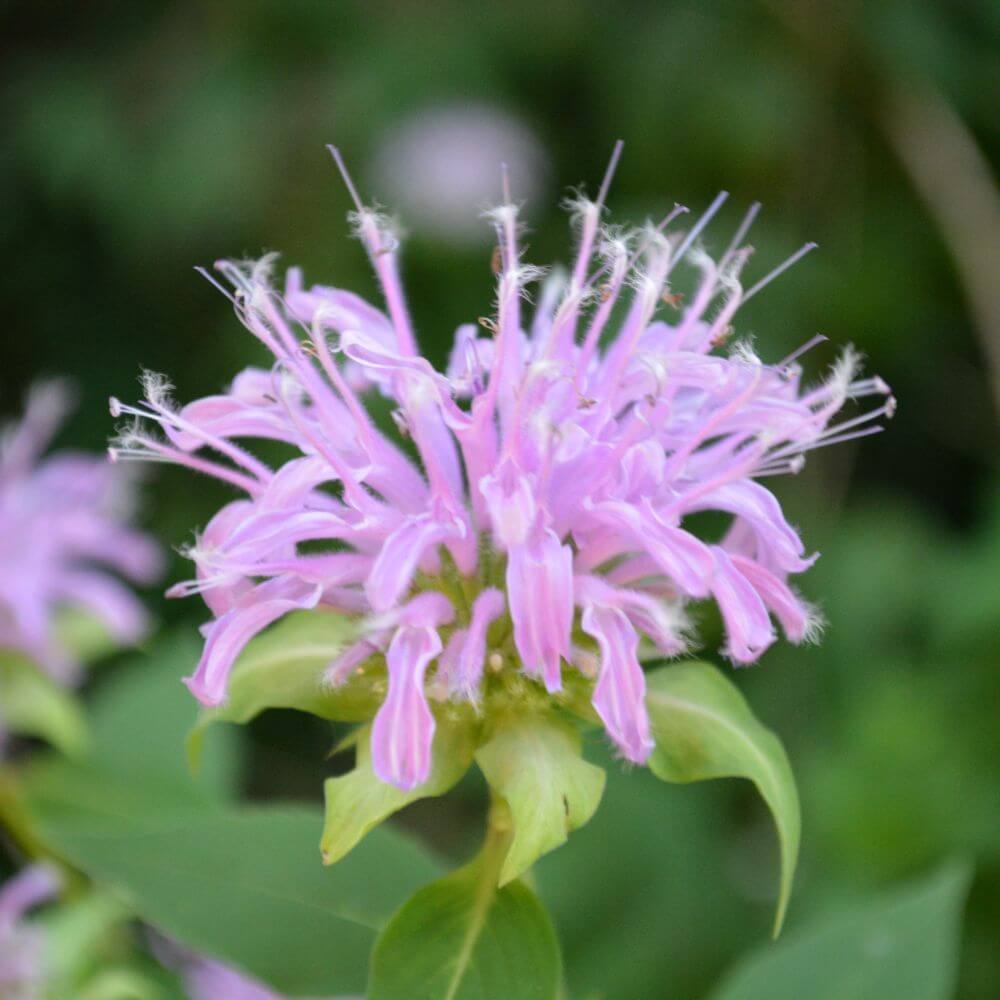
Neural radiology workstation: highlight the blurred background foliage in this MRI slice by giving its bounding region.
[2,0,998,997]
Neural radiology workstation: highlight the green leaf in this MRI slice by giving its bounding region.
[21,756,220,833]
[188,610,377,763]
[475,713,605,885]
[33,803,441,997]
[712,861,972,1000]
[17,634,239,836]
[645,660,800,935]
[0,652,88,755]
[89,634,238,801]
[369,828,562,1000]
[322,715,476,866]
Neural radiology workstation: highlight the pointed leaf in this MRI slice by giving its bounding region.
[32,803,440,997]
[0,653,88,755]
[475,713,605,885]
[645,660,800,934]
[90,634,237,801]
[41,890,135,996]
[188,609,378,761]
[322,716,476,866]
[369,848,561,1000]
[713,861,972,1000]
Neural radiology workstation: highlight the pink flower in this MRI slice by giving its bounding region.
[0,865,60,998]
[113,146,892,788]
[150,936,350,1000]
[0,382,161,688]
[370,102,548,244]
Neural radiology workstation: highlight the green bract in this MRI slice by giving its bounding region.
[191,613,801,936]
[645,660,801,935]
[369,800,562,1000]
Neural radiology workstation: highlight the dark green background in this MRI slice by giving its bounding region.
[2,1,998,997]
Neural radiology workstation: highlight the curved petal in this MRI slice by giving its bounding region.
[710,547,776,664]
[184,580,321,706]
[480,458,537,547]
[685,480,814,574]
[507,528,573,691]
[581,603,653,763]
[371,625,442,790]
[730,554,820,644]
[365,515,458,613]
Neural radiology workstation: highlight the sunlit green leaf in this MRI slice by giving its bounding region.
[645,660,800,934]
[322,715,476,866]
[369,836,561,1000]
[712,861,972,1000]
[475,713,605,885]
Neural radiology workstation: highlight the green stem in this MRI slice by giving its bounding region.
[441,796,514,1000]
[481,792,514,883]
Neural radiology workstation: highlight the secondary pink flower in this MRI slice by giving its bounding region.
[0,865,60,998]
[371,102,547,243]
[0,382,161,685]
[112,146,892,789]
[151,936,349,1000]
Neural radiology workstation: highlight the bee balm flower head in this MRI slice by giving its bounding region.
[112,145,893,791]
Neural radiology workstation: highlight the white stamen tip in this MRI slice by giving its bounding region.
[109,397,122,417]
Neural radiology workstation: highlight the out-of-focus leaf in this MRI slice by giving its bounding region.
[475,713,605,885]
[89,634,238,801]
[0,652,88,756]
[369,841,561,1000]
[322,716,476,866]
[645,660,800,934]
[21,757,220,833]
[188,610,374,765]
[535,746,755,1000]
[712,861,972,1000]
[41,890,135,996]
[33,803,440,997]
[807,671,1000,877]
[74,967,181,1000]
[17,633,239,836]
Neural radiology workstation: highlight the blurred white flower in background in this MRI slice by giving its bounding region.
[370,103,548,243]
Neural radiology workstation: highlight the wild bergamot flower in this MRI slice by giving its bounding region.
[111,146,893,793]
[0,382,160,696]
